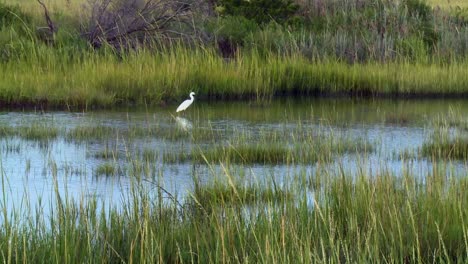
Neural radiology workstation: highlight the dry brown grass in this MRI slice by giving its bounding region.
[4,0,84,15]
[423,0,468,9]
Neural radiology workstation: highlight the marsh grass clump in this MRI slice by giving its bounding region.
[0,125,15,138]
[421,136,468,160]
[329,137,373,154]
[421,121,468,160]
[190,181,292,209]
[194,144,299,164]
[95,162,118,176]
[67,126,118,141]
[182,132,372,164]
[160,125,374,164]
[141,148,158,163]
[0,123,58,142]
[17,124,59,142]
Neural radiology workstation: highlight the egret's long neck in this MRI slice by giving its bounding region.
[190,94,194,101]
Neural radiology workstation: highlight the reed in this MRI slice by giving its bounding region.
[1,160,467,262]
[3,47,468,107]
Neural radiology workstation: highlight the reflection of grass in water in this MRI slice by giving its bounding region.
[66,125,221,143]
[384,112,412,125]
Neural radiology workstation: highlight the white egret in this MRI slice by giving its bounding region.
[176,92,195,113]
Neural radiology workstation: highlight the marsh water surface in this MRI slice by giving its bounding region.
[0,98,467,215]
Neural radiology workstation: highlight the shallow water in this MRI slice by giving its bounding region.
[0,98,467,214]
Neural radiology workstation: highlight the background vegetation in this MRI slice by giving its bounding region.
[1,0,468,107]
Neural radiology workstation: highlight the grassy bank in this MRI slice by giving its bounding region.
[1,0,468,107]
[1,165,467,262]
[2,48,468,108]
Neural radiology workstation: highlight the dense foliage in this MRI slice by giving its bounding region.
[214,0,300,24]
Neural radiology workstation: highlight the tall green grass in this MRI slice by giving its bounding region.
[1,162,467,262]
[2,47,468,107]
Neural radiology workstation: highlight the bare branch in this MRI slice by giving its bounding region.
[80,0,205,50]
[37,0,57,34]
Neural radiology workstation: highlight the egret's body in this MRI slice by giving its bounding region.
[176,92,195,113]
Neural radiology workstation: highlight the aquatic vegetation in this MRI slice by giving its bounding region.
[190,180,291,207]
[421,119,468,160]
[0,102,465,263]
[421,137,468,160]
[95,162,118,176]
[1,163,467,262]
[0,123,59,142]
[167,131,372,164]
[0,125,15,138]
[141,148,158,163]
[67,126,118,141]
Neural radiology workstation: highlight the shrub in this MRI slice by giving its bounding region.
[207,15,258,57]
[215,0,300,25]
[0,3,31,29]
